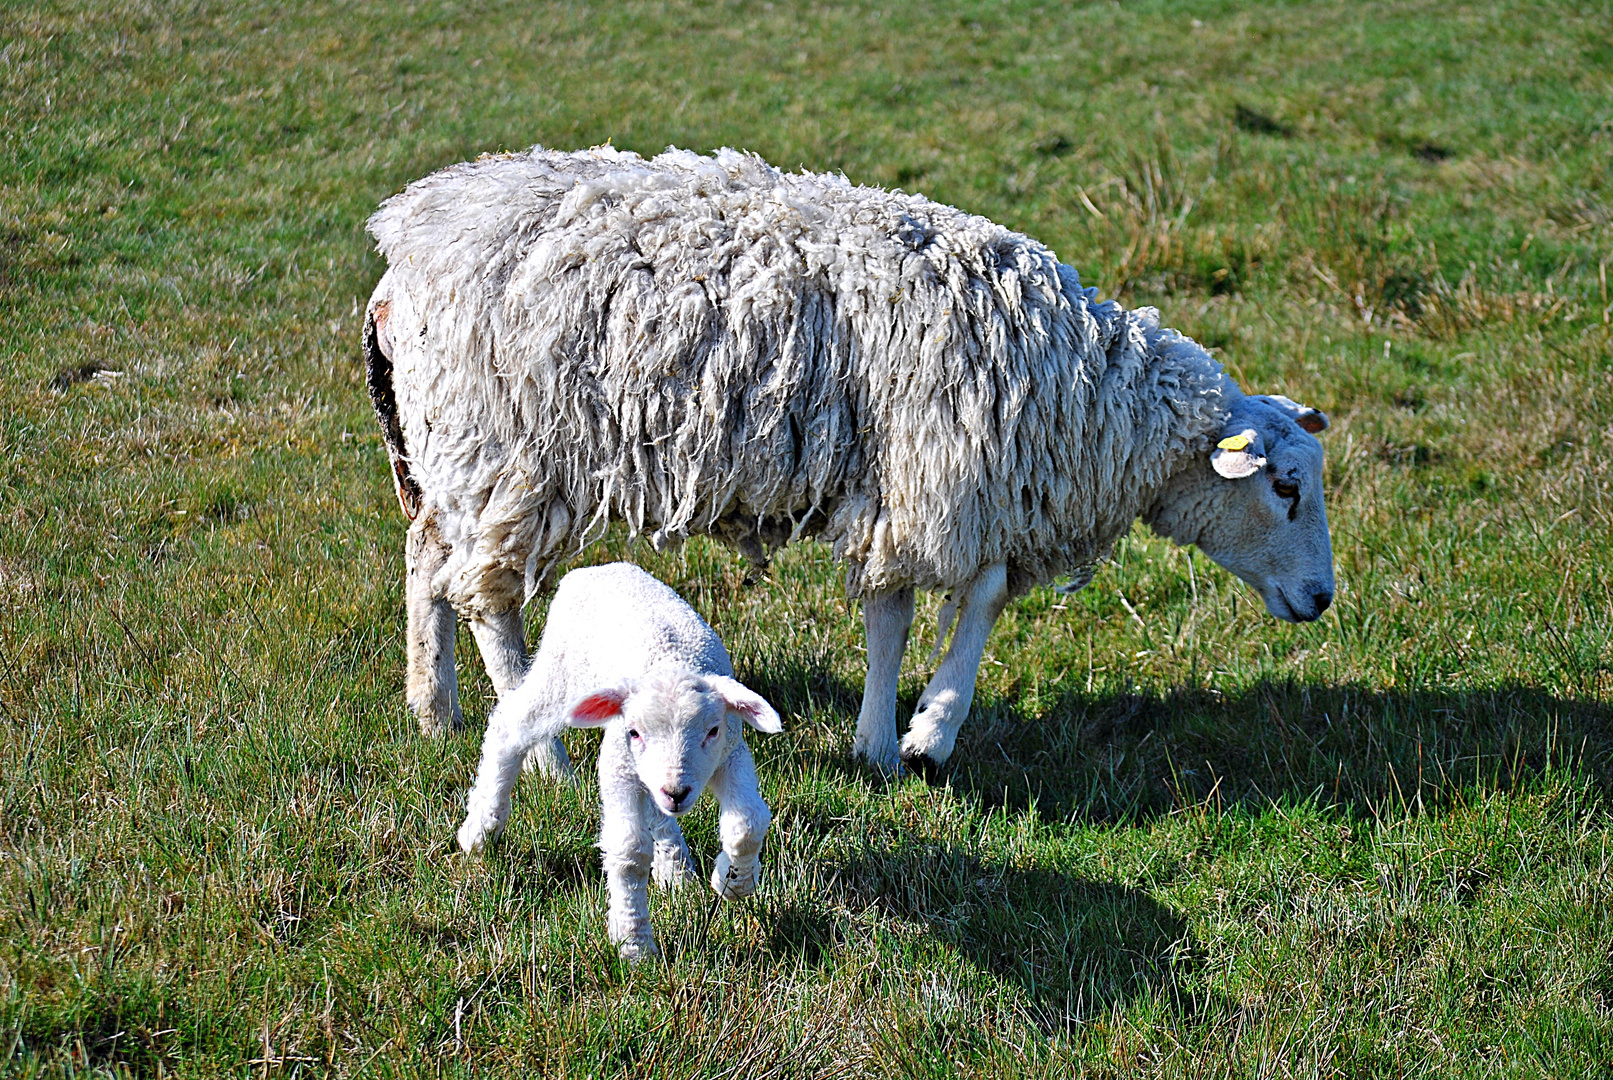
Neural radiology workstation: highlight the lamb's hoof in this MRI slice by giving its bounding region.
[899,750,946,786]
[710,852,758,900]
[457,815,500,854]
[653,849,698,890]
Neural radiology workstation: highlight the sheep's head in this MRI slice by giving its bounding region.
[567,668,781,815]
[1145,393,1335,622]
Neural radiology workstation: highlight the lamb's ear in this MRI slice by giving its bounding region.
[1211,428,1267,479]
[705,675,783,734]
[1256,394,1330,434]
[568,685,632,728]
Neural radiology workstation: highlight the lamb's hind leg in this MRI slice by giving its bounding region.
[650,814,698,889]
[406,514,461,735]
[899,562,1010,778]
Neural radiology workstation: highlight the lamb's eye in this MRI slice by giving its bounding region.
[707,726,720,740]
[1272,478,1299,500]
[626,729,641,742]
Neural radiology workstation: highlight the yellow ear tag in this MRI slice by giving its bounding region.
[1217,433,1252,451]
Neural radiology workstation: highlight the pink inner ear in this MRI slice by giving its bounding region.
[571,691,625,724]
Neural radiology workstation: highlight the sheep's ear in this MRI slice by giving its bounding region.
[706,675,783,734]
[1255,394,1330,434]
[1210,427,1267,479]
[568,686,631,728]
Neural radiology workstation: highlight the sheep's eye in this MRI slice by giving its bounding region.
[626,729,640,742]
[1272,479,1299,500]
[707,726,720,740]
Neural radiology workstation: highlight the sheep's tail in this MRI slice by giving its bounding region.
[363,300,423,520]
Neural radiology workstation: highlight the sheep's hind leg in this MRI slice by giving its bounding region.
[900,562,1010,780]
[650,814,698,889]
[405,515,461,735]
[853,585,914,774]
[469,605,528,694]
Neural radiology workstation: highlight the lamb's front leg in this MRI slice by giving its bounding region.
[900,562,1010,776]
[457,681,548,852]
[467,604,573,780]
[599,768,659,962]
[853,585,914,773]
[708,742,773,900]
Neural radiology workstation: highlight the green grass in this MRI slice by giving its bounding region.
[2,0,1612,1075]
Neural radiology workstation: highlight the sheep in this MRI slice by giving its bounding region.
[456,561,781,962]
[363,144,1335,777]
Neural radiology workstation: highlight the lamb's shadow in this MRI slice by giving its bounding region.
[941,679,1613,824]
[813,834,1205,1030]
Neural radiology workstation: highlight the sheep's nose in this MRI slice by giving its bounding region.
[663,784,692,808]
[1312,590,1333,615]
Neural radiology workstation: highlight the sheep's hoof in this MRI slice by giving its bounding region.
[617,937,660,964]
[851,741,904,778]
[411,698,463,737]
[522,737,576,781]
[899,750,946,785]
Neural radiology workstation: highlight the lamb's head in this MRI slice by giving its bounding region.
[567,668,781,815]
[1145,394,1335,622]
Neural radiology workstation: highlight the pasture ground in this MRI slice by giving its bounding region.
[2,1,1612,1075]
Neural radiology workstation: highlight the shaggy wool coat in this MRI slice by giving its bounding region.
[365,145,1231,613]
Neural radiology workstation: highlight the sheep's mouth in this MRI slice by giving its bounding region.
[1265,586,1304,623]
[1268,585,1326,623]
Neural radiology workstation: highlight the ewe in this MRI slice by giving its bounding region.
[364,145,1335,776]
[457,562,780,962]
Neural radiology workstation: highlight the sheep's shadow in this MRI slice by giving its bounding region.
[798,833,1204,1030]
[935,679,1613,825]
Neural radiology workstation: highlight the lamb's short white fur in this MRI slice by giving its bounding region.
[457,562,780,962]
[365,144,1335,776]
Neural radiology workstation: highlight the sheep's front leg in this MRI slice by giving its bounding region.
[853,585,914,773]
[900,562,1010,777]
[651,813,698,889]
[708,742,773,900]
[600,775,659,962]
[406,515,461,735]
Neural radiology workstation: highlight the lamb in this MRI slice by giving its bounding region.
[364,144,1335,777]
[456,561,781,962]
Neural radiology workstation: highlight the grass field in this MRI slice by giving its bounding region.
[3,0,1613,1075]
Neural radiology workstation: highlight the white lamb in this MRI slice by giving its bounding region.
[364,144,1335,777]
[457,562,781,962]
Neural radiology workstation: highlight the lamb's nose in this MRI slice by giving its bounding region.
[663,784,692,808]
[1312,590,1333,615]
